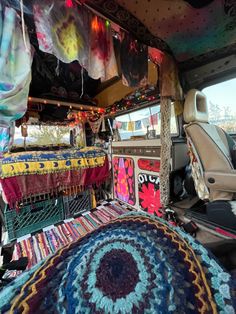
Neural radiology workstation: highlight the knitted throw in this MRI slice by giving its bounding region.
[2,212,235,313]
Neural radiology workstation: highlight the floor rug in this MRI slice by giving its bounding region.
[0,212,235,313]
[6,201,129,276]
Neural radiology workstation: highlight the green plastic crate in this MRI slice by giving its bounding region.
[63,190,92,218]
[4,197,65,241]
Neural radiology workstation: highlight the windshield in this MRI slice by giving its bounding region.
[203,78,236,134]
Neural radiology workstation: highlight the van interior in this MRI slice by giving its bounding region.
[0,0,235,312]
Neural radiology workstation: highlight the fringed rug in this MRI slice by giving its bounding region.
[1,212,235,313]
[6,201,128,276]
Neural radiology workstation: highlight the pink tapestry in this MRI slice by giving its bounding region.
[113,157,135,205]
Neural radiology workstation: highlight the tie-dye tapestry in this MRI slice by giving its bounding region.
[120,33,148,87]
[33,1,118,81]
[33,0,90,68]
[0,122,15,156]
[88,16,118,81]
[113,157,135,206]
[0,4,32,128]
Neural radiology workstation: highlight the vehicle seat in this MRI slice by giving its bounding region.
[184,89,236,202]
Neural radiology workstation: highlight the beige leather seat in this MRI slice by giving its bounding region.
[183,89,236,202]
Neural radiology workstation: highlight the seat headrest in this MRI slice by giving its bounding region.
[184,89,209,123]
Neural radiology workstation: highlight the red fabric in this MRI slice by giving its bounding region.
[84,156,109,186]
[149,113,158,125]
[1,157,109,209]
[138,159,160,172]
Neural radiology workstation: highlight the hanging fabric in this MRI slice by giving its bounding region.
[33,0,90,68]
[148,47,164,65]
[88,15,118,81]
[127,121,134,131]
[0,122,15,156]
[149,113,158,125]
[135,120,142,130]
[88,115,104,133]
[120,33,148,87]
[33,1,118,81]
[0,3,32,127]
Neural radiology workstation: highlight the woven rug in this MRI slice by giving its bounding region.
[7,202,128,276]
[1,212,235,313]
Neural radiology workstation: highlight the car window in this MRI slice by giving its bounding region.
[13,125,71,147]
[114,104,178,141]
[203,78,236,134]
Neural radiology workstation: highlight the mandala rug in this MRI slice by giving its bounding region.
[5,201,128,278]
[0,212,235,313]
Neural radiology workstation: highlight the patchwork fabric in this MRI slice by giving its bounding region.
[1,212,235,313]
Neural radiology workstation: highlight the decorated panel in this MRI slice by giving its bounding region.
[138,173,161,215]
[113,157,135,206]
[138,159,160,172]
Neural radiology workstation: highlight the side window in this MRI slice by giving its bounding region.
[203,78,236,134]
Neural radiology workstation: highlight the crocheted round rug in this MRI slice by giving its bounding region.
[3,213,236,314]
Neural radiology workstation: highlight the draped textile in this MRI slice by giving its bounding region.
[0,122,15,156]
[87,115,104,134]
[33,0,90,68]
[88,16,118,81]
[0,4,32,127]
[0,156,109,209]
[33,1,118,81]
[120,33,148,87]
[0,147,106,178]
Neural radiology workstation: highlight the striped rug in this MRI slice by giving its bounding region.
[6,201,129,277]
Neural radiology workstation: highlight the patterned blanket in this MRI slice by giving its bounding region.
[0,212,235,313]
[0,147,106,178]
[0,147,109,208]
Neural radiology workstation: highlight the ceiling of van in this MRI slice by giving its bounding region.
[3,0,236,106]
[88,0,236,69]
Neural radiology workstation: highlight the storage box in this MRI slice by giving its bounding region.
[63,190,92,218]
[4,197,64,241]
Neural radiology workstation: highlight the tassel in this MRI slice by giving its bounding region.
[91,189,96,208]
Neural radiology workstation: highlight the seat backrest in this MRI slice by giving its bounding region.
[183,89,234,201]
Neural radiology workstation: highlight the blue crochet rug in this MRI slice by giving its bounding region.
[1,212,235,313]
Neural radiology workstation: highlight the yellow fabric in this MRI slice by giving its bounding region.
[160,53,183,101]
[174,100,184,116]
[1,156,106,178]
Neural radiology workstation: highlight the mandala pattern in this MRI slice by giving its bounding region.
[3,213,235,314]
